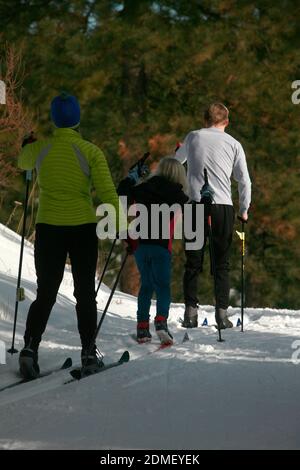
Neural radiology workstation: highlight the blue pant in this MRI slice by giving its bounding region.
[134,244,171,322]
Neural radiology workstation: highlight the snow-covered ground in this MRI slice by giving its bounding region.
[0,222,299,450]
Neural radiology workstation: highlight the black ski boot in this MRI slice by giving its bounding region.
[215,308,233,329]
[81,344,104,374]
[154,316,173,345]
[19,347,40,380]
[181,306,198,328]
[136,321,152,343]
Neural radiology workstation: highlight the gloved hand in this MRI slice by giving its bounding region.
[22,131,37,147]
[128,166,140,183]
[128,163,149,183]
[138,163,149,178]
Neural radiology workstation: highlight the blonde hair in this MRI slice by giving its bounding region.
[155,157,188,193]
[204,103,229,127]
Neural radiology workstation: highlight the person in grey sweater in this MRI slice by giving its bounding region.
[175,103,251,329]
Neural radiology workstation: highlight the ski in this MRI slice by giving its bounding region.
[154,343,173,351]
[0,357,72,393]
[66,350,130,383]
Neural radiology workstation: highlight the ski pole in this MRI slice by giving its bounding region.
[207,213,224,342]
[83,251,129,369]
[236,217,247,332]
[96,238,117,296]
[8,170,32,354]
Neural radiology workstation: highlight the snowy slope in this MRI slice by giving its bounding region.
[0,222,299,450]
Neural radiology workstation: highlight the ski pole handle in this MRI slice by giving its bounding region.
[129,152,150,171]
[237,215,248,224]
[16,287,25,301]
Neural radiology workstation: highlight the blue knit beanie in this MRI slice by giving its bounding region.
[51,92,80,128]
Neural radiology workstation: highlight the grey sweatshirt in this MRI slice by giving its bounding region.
[175,127,251,214]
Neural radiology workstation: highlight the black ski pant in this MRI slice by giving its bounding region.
[183,204,235,310]
[24,223,98,351]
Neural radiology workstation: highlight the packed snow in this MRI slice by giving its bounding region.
[0,223,299,450]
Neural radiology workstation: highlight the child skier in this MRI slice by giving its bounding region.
[118,157,189,345]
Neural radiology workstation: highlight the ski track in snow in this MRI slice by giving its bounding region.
[0,223,299,449]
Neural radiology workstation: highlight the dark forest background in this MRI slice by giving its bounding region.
[0,0,299,308]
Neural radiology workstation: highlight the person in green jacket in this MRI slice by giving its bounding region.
[18,92,124,379]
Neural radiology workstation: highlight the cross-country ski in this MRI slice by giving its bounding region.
[0,357,72,393]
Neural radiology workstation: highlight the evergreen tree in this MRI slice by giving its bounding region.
[0,0,299,307]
